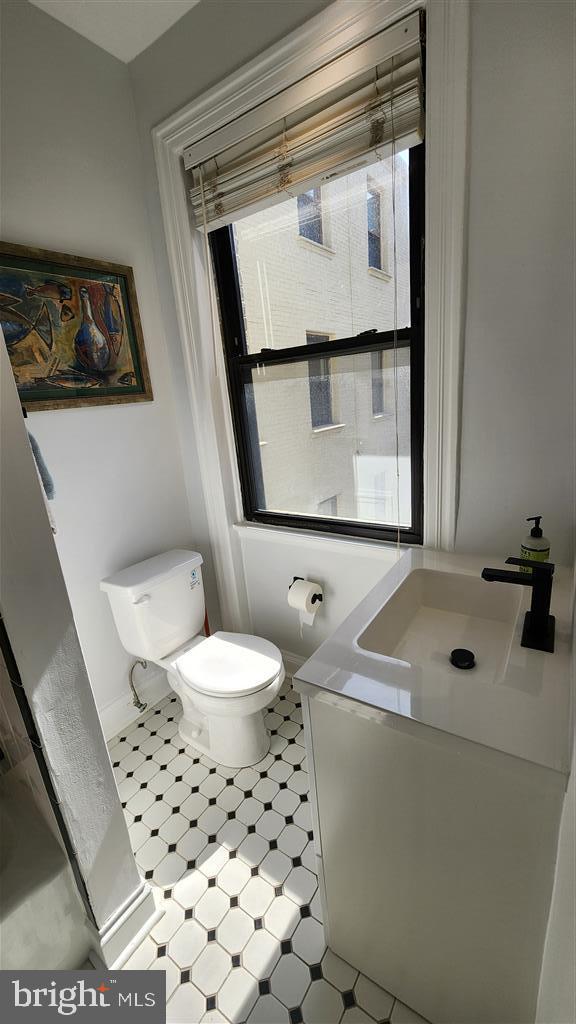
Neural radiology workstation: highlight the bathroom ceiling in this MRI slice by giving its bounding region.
[29,0,201,63]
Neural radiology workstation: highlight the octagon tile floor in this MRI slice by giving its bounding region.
[109,680,428,1024]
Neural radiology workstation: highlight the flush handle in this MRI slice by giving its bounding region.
[133,593,151,605]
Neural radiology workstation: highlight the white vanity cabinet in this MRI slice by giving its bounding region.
[296,687,566,1024]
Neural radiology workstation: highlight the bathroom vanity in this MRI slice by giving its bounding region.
[293,549,572,1024]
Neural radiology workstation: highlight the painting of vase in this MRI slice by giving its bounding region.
[0,241,152,410]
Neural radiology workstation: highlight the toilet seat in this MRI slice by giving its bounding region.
[174,631,283,698]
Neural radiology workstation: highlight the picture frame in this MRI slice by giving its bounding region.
[0,241,153,410]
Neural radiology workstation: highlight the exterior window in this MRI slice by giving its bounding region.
[307,332,333,428]
[297,187,323,245]
[367,186,382,269]
[371,349,384,415]
[210,147,424,544]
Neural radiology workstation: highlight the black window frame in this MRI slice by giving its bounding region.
[371,348,385,416]
[209,142,425,546]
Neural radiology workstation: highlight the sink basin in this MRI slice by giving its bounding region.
[357,568,521,685]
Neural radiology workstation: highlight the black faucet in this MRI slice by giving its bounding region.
[481,557,555,653]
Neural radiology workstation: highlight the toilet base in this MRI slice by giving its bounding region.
[167,669,284,769]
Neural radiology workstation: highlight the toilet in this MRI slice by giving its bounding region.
[101,550,285,768]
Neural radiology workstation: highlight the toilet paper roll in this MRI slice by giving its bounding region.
[288,579,323,630]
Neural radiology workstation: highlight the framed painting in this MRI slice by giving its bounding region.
[0,241,153,410]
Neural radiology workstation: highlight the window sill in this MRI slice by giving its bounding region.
[297,236,336,258]
[368,266,392,282]
[312,422,346,434]
[233,519,411,555]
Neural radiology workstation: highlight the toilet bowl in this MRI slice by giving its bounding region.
[161,632,285,767]
[101,549,285,768]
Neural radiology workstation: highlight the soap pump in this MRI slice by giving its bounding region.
[521,516,550,569]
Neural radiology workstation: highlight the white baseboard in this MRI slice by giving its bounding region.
[94,880,162,968]
[99,667,171,742]
[281,649,307,678]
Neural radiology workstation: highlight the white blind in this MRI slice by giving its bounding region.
[185,11,424,230]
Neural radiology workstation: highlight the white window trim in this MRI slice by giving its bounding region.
[152,0,469,632]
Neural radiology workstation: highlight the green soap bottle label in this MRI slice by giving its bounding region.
[520,544,550,573]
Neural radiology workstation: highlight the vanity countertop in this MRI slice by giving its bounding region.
[293,548,573,775]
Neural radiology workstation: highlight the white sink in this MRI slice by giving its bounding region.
[357,567,521,686]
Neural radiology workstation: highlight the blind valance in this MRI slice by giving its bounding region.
[185,10,425,230]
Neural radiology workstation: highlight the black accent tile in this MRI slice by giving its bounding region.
[164,739,171,745]
[230,896,239,908]
[288,738,296,745]
[206,996,216,1012]
[192,786,199,794]
[258,980,271,995]
[300,905,311,919]
[193,758,200,765]
[229,850,237,859]
[227,811,236,820]
[289,1009,303,1024]
[342,991,356,1009]
[280,782,288,790]
[280,939,292,955]
[307,831,314,841]
[292,856,302,868]
[180,970,190,984]
[120,737,127,742]
[133,745,140,752]
[127,772,134,778]
[271,730,277,736]
[248,825,256,834]
[207,929,217,942]
[208,877,216,888]
[179,748,186,755]
[209,798,216,806]
[113,761,120,768]
[232,954,241,968]
[168,843,176,853]
[172,806,180,814]
[134,814,142,823]
[209,767,217,775]
[269,840,278,851]
[140,782,148,790]
[208,835,217,843]
[300,794,308,803]
[185,908,194,920]
[283,716,291,722]
[296,702,302,709]
[151,828,159,837]
[175,775,183,783]
[259,771,267,779]
[146,755,153,761]
[250,866,259,877]
[310,964,323,981]
[254,918,263,930]
[145,870,153,879]
[226,778,234,786]
[157,945,166,958]
[244,790,252,798]
[167,717,174,723]
[274,885,283,897]
[163,889,172,899]
[138,722,146,729]
[187,860,196,870]
[159,765,166,771]
[155,795,163,802]
[150,732,157,737]
[264,802,272,811]
[155,710,162,716]
[285,815,293,825]
[190,820,198,828]
[274,754,282,762]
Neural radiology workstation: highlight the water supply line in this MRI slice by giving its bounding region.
[129,659,147,712]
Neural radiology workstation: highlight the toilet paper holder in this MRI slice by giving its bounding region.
[290,577,323,604]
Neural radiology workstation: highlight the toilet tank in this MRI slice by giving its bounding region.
[100,550,205,661]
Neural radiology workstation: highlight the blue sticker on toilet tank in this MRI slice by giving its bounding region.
[190,569,200,588]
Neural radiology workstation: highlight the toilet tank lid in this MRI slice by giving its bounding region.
[100,549,203,598]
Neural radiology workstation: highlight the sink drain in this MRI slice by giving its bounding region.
[450,648,476,670]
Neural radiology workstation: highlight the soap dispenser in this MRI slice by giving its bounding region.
[520,516,550,570]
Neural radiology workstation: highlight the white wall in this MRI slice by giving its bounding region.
[0,0,207,725]
[456,0,575,564]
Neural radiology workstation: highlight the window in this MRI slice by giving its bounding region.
[367,186,382,269]
[307,332,333,428]
[371,349,384,415]
[210,146,424,544]
[297,187,323,245]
